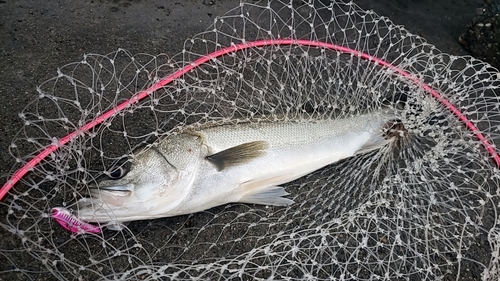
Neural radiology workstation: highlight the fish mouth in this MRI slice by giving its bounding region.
[79,184,133,208]
[92,184,132,195]
[80,184,132,197]
[76,184,134,223]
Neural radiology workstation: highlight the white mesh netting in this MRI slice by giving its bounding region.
[1,1,500,280]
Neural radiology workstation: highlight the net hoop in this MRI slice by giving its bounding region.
[2,38,499,200]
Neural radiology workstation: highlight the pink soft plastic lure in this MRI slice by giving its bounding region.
[51,207,101,234]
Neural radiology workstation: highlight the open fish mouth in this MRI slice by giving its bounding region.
[77,184,134,214]
[90,185,133,198]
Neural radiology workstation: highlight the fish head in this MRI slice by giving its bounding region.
[76,133,203,223]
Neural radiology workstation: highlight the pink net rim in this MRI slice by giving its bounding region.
[1,39,498,200]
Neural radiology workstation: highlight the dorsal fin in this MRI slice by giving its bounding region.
[206,141,268,171]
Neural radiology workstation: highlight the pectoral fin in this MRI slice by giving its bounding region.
[206,141,268,171]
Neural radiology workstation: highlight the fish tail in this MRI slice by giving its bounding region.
[355,114,408,155]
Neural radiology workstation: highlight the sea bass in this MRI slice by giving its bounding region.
[76,111,401,227]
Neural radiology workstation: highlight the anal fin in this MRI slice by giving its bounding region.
[238,173,296,206]
[239,185,294,206]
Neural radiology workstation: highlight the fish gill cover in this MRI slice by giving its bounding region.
[1,0,500,280]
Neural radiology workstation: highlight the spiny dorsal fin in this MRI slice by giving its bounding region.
[206,141,268,171]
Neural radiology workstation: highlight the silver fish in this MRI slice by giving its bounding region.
[76,111,401,226]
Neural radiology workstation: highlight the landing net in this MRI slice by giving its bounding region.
[1,1,500,280]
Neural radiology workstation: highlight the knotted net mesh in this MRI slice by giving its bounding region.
[2,1,500,280]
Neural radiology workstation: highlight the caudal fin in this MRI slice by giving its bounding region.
[355,119,407,155]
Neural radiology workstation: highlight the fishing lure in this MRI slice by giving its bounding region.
[51,207,101,234]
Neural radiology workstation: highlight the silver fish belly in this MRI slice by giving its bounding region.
[76,112,398,225]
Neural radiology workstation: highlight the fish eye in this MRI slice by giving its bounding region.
[108,164,129,179]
